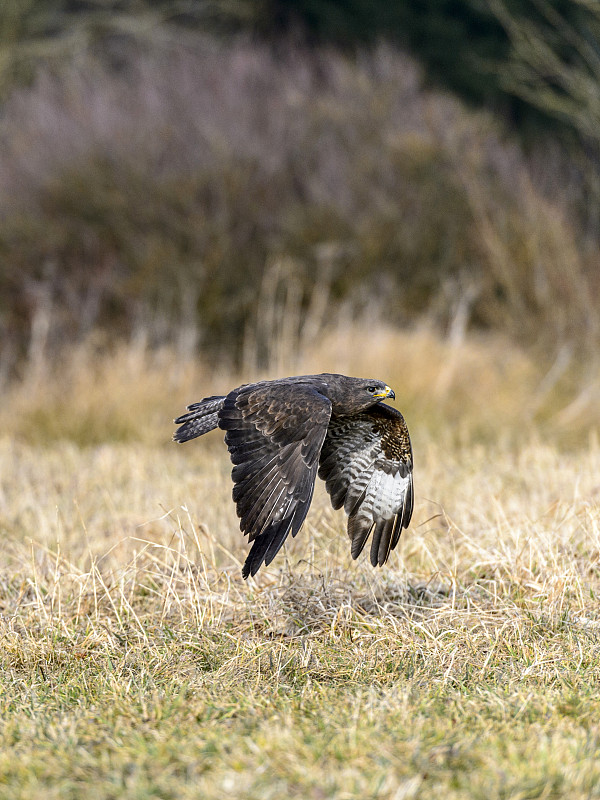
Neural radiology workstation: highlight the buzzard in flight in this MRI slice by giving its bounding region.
[174,373,413,578]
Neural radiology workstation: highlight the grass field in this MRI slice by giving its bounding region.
[2,328,600,799]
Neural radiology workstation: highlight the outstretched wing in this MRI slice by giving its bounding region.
[318,403,413,567]
[218,382,332,578]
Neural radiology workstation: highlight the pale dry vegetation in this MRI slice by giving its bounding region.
[1,320,599,448]
[2,329,600,798]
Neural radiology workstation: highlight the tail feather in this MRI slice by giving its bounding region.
[173,395,226,442]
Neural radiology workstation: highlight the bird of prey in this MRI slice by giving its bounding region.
[173,373,413,578]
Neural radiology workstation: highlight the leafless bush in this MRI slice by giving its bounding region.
[0,35,596,375]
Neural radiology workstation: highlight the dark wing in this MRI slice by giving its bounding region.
[218,381,332,578]
[318,403,413,567]
[173,395,226,442]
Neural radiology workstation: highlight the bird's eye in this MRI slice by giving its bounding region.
[367,386,377,393]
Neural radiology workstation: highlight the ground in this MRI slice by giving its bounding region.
[2,421,600,799]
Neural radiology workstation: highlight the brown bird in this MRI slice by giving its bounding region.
[174,373,413,578]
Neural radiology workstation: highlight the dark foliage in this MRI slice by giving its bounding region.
[2,0,595,139]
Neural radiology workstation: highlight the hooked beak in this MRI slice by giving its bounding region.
[373,385,395,400]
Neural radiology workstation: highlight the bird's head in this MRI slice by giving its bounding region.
[363,380,395,402]
[322,375,396,415]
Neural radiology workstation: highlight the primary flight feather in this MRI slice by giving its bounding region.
[173,373,413,578]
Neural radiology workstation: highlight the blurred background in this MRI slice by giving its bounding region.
[0,0,599,445]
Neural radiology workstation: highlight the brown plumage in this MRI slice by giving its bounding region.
[173,373,413,578]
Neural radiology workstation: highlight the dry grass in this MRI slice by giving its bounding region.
[1,321,599,448]
[2,329,600,797]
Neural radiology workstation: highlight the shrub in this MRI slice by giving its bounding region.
[0,37,596,375]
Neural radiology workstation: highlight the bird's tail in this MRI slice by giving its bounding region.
[173,395,226,442]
